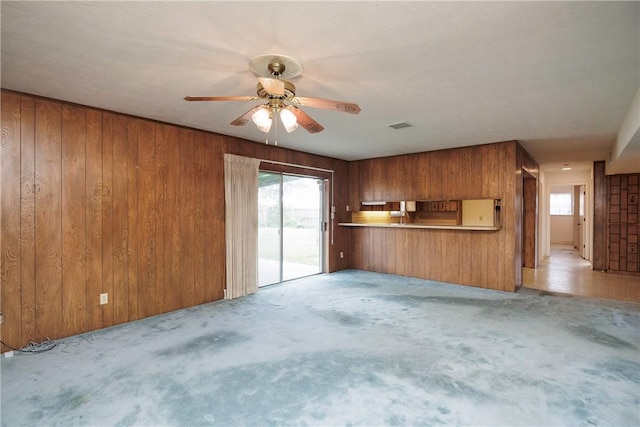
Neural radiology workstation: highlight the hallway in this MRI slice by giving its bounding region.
[523,244,640,303]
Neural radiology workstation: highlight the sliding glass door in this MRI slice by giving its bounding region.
[258,172,325,286]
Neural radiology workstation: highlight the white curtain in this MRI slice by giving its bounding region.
[224,154,261,299]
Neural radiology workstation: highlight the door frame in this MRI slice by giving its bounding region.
[522,170,537,268]
[257,170,327,286]
[543,180,593,261]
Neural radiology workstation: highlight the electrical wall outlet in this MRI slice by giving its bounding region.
[0,312,3,324]
[340,252,344,259]
[100,293,108,305]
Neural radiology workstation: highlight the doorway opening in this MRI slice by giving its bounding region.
[258,171,326,287]
[522,163,612,298]
[547,183,590,263]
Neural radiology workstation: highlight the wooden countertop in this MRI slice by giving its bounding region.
[338,222,501,231]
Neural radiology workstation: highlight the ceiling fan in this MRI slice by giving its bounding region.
[184,54,361,134]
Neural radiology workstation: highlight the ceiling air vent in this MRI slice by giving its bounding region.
[388,121,413,130]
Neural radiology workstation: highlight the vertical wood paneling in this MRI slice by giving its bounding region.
[406,231,417,277]
[414,229,429,279]
[368,227,381,271]
[85,109,103,332]
[335,164,351,272]
[485,229,499,289]
[429,230,443,282]
[194,131,207,305]
[385,229,396,274]
[112,115,129,323]
[493,144,507,290]
[348,161,361,211]
[3,91,355,350]
[430,151,444,200]
[126,117,139,322]
[203,133,216,301]
[61,104,87,337]
[348,141,530,292]
[179,129,196,308]
[386,156,399,201]
[445,149,461,197]
[398,229,409,276]
[20,96,37,344]
[458,230,472,285]
[370,160,382,202]
[361,226,372,272]
[163,125,181,312]
[212,138,226,300]
[503,143,515,290]
[402,154,416,200]
[101,112,115,328]
[358,160,369,202]
[137,119,157,317]
[460,147,481,199]
[481,144,500,198]
[591,159,605,270]
[442,231,459,284]
[35,99,63,340]
[354,228,364,270]
[415,152,431,200]
[523,176,537,268]
[1,92,22,350]
[154,124,166,311]
[391,230,400,276]
[478,232,489,288]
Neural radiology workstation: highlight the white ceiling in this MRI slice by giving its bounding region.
[2,1,639,172]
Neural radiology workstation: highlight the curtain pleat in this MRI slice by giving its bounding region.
[224,154,261,299]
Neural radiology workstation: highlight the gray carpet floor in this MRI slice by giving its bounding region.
[2,270,639,426]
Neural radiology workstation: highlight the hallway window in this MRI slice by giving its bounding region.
[550,193,573,215]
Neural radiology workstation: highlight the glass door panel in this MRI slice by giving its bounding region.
[258,172,324,287]
[282,176,323,281]
[258,172,282,287]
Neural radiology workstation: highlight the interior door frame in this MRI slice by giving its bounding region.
[543,180,592,261]
[522,170,537,268]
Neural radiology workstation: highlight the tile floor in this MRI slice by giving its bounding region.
[523,244,640,303]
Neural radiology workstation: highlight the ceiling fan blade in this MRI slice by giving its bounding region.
[258,78,285,96]
[184,96,258,102]
[286,106,324,133]
[291,96,361,114]
[230,105,263,126]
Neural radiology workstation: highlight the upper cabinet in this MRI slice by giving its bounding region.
[350,198,501,229]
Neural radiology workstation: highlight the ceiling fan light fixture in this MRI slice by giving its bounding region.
[252,106,272,133]
[185,54,359,136]
[280,108,298,133]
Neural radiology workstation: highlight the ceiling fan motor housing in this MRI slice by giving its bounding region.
[257,80,296,100]
[267,62,286,77]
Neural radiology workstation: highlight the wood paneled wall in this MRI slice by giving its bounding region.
[348,141,539,291]
[1,90,349,350]
[592,161,607,270]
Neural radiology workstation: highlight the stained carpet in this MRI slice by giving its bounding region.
[2,270,639,426]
